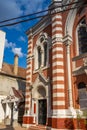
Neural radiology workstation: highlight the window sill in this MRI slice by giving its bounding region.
[72,53,87,61]
[33,65,50,74]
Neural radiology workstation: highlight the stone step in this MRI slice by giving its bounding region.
[29,125,46,130]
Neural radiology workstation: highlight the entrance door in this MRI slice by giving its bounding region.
[38,99,47,125]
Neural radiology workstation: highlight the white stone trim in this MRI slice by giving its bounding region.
[27,64,32,68]
[53,93,65,97]
[28,44,32,49]
[52,15,62,21]
[26,69,32,73]
[51,128,81,130]
[25,104,29,108]
[52,21,62,27]
[52,34,63,39]
[28,39,33,43]
[52,109,80,118]
[53,101,65,105]
[25,98,30,102]
[27,48,32,53]
[52,54,63,59]
[26,75,31,79]
[28,43,32,48]
[52,47,63,52]
[52,61,63,66]
[53,84,64,89]
[52,42,63,46]
[53,69,64,74]
[52,27,62,33]
[53,76,64,81]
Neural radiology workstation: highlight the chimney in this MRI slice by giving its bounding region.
[13,54,19,75]
[0,30,6,71]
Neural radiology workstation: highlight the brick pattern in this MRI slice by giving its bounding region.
[52,12,65,110]
[25,33,33,112]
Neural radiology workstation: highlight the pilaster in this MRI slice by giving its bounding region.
[51,0,66,115]
[23,29,34,126]
[63,34,73,109]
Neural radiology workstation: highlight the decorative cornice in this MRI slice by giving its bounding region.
[72,53,87,61]
[73,66,87,76]
[52,37,63,44]
[63,34,72,46]
[26,15,51,37]
[38,72,49,84]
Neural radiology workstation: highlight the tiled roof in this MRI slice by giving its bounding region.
[1,62,26,79]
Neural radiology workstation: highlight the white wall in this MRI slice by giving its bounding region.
[0,30,6,70]
[0,95,6,123]
[0,74,26,123]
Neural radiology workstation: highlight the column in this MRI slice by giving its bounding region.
[23,29,33,127]
[63,34,73,108]
[51,0,65,114]
[25,29,33,114]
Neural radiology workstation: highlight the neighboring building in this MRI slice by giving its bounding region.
[23,0,87,129]
[0,30,26,126]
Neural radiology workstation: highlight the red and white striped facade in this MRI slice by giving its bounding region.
[23,0,87,129]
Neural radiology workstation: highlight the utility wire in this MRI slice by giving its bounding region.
[0,0,83,24]
[0,1,86,28]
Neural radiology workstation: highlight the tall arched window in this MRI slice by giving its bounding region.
[77,18,87,54]
[38,46,41,69]
[78,82,87,109]
[44,43,47,66]
[34,32,50,70]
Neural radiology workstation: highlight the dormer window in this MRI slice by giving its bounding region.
[77,18,87,55]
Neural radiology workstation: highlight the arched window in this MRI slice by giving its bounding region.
[34,32,50,70]
[78,82,87,109]
[77,18,87,54]
[78,82,86,89]
[38,46,41,69]
[44,43,47,66]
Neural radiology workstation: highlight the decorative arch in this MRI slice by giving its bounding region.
[65,4,77,36]
[34,32,51,70]
[32,85,46,99]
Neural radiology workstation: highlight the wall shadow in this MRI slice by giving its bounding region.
[17,79,26,125]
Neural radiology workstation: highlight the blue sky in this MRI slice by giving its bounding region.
[0,0,51,68]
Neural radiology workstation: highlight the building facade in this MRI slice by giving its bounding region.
[0,30,26,126]
[23,0,87,129]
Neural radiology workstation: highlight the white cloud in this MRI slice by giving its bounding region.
[5,38,25,58]
[0,0,50,21]
[12,48,24,57]
[5,39,16,48]
[0,0,51,30]
[18,36,26,42]
[0,0,23,21]
[22,0,50,14]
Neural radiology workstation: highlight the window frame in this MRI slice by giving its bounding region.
[76,17,87,55]
[34,33,50,71]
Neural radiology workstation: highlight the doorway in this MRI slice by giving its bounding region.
[38,99,47,125]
